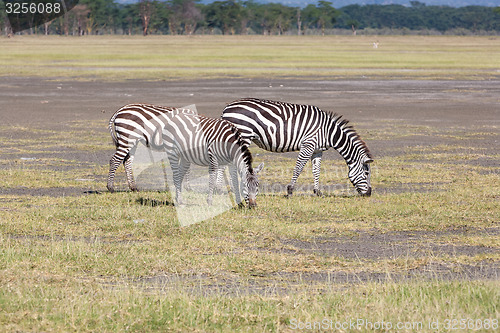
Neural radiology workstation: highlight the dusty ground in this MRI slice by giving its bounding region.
[0,77,498,288]
[1,77,498,189]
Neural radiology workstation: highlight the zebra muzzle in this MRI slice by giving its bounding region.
[248,199,257,208]
[362,187,372,197]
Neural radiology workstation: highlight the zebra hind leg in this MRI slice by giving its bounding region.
[107,152,125,193]
[287,143,315,197]
[123,153,138,192]
[215,167,226,194]
[311,152,323,196]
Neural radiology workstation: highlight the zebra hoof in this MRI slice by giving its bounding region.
[286,185,293,197]
[313,189,323,197]
[107,187,115,193]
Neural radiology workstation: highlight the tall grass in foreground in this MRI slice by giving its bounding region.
[0,276,497,332]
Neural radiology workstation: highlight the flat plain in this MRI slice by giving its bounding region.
[0,35,499,332]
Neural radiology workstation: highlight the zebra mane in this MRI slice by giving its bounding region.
[227,122,254,172]
[325,111,373,159]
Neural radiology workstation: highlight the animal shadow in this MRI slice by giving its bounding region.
[136,197,175,207]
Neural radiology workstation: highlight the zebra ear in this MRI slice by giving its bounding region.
[254,162,264,174]
[363,156,374,164]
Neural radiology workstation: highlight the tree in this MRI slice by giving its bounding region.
[203,1,243,35]
[410,1,426,9]
[69,5,90,35]
[296,8,301,35]
[139,0,153,35]
[317,1,338,35]
[0,1,8,36]
[167,0,203,35]
[302,1,338,35]
[251,3,295,35]
[80,0,117,34]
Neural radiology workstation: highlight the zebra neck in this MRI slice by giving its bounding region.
[235,152,250,176]
[328,122,363,164]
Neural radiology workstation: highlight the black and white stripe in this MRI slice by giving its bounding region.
[221,98,373,196]
[153,112,264,207]
[107,103,196,193]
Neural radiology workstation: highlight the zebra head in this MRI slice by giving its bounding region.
[245,162,264,208]
[347,155,373,196]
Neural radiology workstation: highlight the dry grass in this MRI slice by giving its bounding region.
[0,115,498,331]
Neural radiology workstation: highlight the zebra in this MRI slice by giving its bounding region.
[107,103,197,193]
[152,112,264,207]
[221,98,373,197]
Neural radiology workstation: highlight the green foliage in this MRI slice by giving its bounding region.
[3,1,499,36]
[203,0,244,35]
[302,1,339,34]
[337,4,500,32]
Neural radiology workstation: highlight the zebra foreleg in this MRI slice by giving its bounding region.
[207,153,219,206]
[178,160,191,194]
[168,153,184,205]
[228,164,244,207]
[311,151,323,196]
[183,168,192,191]
[287,143,315,197]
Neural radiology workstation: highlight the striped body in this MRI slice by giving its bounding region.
[153,112,263,206]
[222,98,373,196]
[107,104,196,193]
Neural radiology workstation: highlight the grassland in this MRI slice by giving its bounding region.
[1,114,498,331]
[1,35,500,80]
[0,35,499,331]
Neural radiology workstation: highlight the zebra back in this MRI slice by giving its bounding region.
[223,98,372,160]
[109,103,197,149]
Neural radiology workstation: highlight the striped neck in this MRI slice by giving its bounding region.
[235,144,253,175]
[326,114,371,165]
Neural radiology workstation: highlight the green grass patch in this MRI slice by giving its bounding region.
[0,275,497,332]
[1,35,500,80]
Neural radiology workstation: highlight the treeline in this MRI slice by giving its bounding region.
[2,0,500,36]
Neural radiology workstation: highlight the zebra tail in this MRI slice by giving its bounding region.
[108,111,120,148]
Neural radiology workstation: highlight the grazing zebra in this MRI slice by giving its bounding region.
[152,112,264,207]
[107,103,197,193]
[221,98,373,196]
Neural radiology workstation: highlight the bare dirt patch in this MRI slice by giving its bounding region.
[279,228,499,260]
